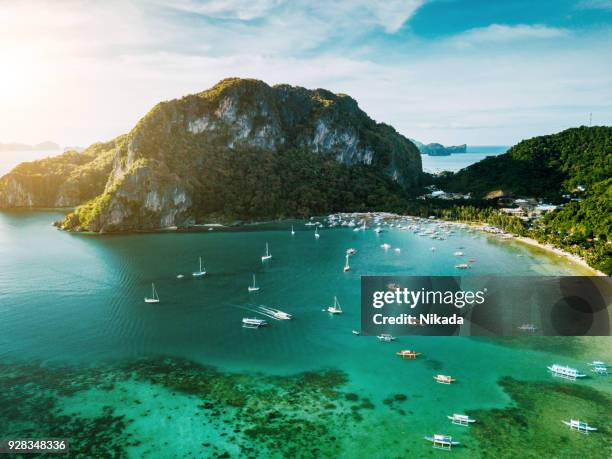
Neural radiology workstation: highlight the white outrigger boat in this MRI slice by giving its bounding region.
[248,274,260,292]
[453,251,464,256]
[261,243,272,261]
[562,419,597,434]
[242,317,268,328]
[377,333,395,342]
[343,254,350,272]
[346,248,357,255]
[547,364,586,380]
[192,256,206,277]
[434,374,456,384]
[518,324,537,332]
[352,330,361,335]
[396,349,420,359]
[326,296,343,314]
[455,263,470,269]
[144,283,160,304]
[448,414,476,426]
[424,434,460,450]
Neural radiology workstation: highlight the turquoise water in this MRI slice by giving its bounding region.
[0,210,607,457]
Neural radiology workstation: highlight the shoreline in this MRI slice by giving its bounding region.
[4,208,607,275]
[430,218,606,277]
[513,235,606,277]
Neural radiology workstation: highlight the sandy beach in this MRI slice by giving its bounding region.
[513,236,606,276]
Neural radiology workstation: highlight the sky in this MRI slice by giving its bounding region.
[0,0,611,147]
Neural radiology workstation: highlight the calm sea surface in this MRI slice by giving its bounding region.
[421,146,508,173]
[0,210,607,457]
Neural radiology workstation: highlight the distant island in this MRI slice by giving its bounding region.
[0,141,60,152]
[410,139,467,156]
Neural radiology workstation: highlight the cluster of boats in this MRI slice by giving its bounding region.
[144,211,484,306]
[424,360,606,449]
[548,361,609,379]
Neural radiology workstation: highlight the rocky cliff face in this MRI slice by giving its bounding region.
[1,78,422,232]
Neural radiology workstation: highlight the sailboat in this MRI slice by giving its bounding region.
[261,243,272,261]
[192,256,206,277]
[248,274,260,292]
[291,225,295,235]
[314,227,320,239]
[144,283,160,304]
[343,254,350,272]
[326,296,343,314]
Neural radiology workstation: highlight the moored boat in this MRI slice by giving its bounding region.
[455,263,470,269]
[242,317,268,328]
[343,254,350,272]
[248,274,260,292]
[424,434,460,450]
[396,350,420,359]
[448,414,475,426]
[562,419,597,434]
[326,296,343,314]
[434,374,456,384]
[261,243,272,261]
[144,283,160,304]
[547,364,586,380]
[192,256,206,277]
[377,333,395,342]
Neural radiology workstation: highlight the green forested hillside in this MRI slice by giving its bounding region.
[0,138,121,208]
[438,126,611,273]
[56,78,422,232]
[442,126,611,201]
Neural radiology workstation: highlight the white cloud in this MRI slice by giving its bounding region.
[0,1,610,147]
[578,0,612,11]
[449,24,568,48]
[154,0,425,34]
[153,0,284,20]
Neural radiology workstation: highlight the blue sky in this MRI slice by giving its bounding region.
[0,0,611,146]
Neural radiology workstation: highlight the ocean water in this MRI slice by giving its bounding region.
[421,146,508,173]
[0,210,608,458]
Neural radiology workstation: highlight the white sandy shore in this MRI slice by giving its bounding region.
[440,220,605,276]
[513,236,606,277]
[329,212,607,277]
